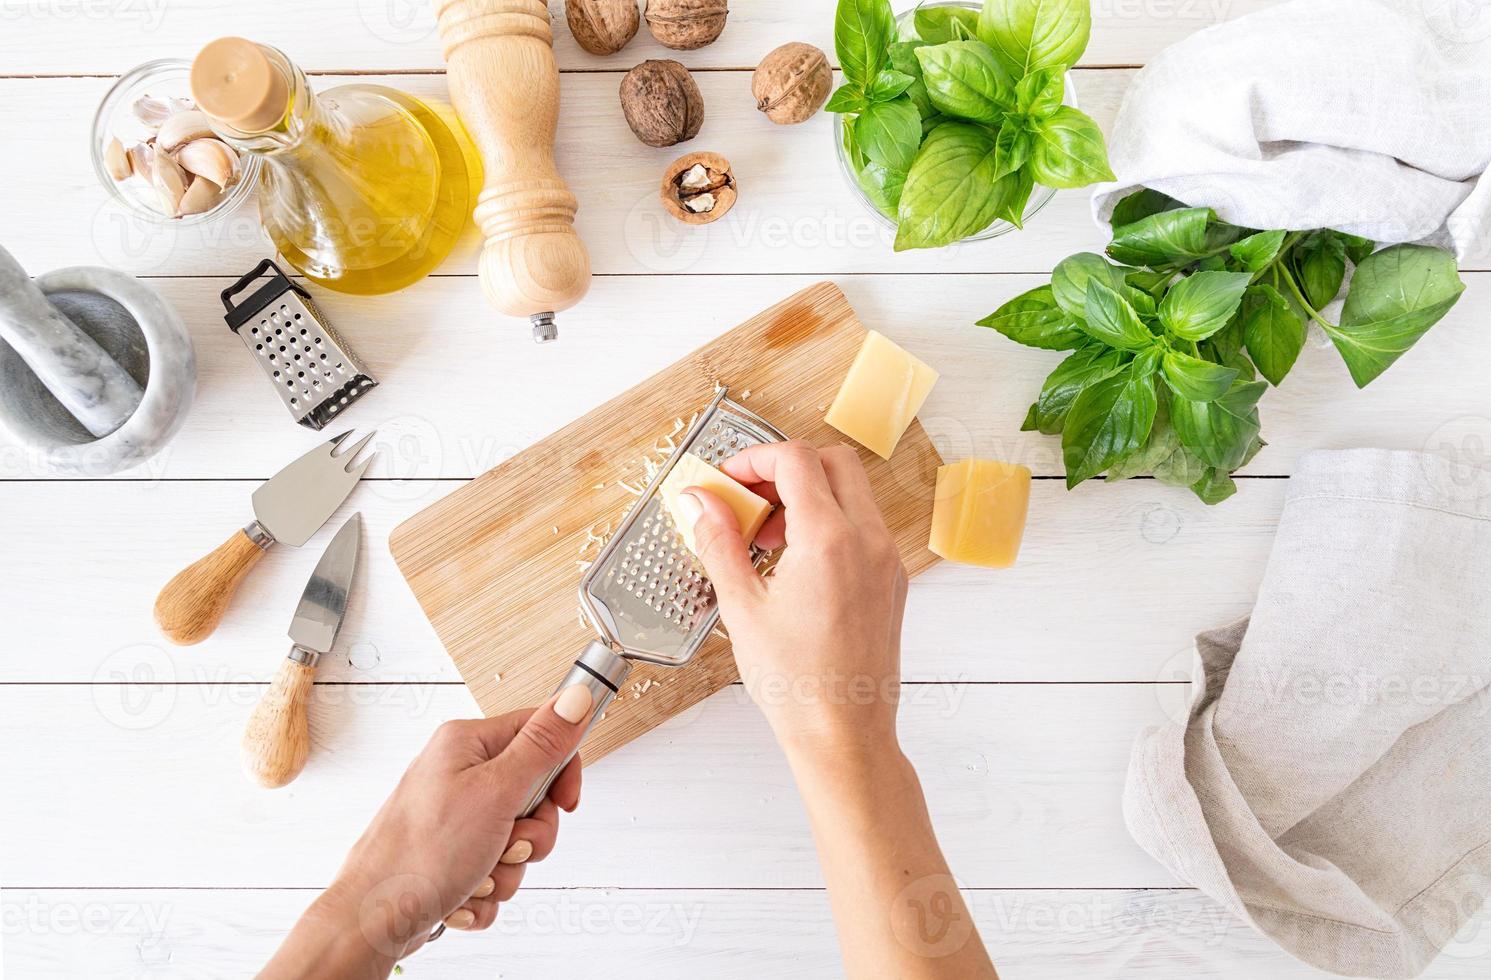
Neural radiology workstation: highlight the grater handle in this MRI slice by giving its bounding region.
[516,641,630,818]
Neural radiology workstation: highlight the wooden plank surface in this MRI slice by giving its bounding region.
[1,273,1487,482]
[0,0,1284,74]
[0,477,1272,685]
[391,282,943,763]
[6,886,1488,979]
[0,682,1180,889]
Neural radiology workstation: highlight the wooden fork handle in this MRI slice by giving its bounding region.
[243,652,317,789]
[154,525,270,646]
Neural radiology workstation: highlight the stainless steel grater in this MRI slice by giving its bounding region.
[220,260,378,429]
[520,386,787,815]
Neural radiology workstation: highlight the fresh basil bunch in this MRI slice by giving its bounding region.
[831,0,1113,251]
[980,189,1467,504]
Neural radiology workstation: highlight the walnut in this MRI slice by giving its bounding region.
[619,59,703,147]
[660,151,736,224]
[565,0,639,56]
[644,0,727,50]
[752,42,832,125]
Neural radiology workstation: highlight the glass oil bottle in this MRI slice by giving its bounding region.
[190,37,481,295]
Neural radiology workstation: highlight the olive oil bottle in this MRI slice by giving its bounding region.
[191,37,481,294]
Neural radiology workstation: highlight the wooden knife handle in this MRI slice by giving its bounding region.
[243,654,317,789]
[154,527,268,646]
[434,0,591,324]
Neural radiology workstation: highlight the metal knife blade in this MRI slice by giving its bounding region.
[251,430,376,547]
[288,514,362,655]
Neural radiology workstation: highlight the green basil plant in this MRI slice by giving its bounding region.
[831,0,1113,250]
[980,189,1467,504]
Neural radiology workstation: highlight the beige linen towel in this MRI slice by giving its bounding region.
[1125,449,1491,978]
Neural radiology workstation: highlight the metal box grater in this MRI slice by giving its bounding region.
[220,260,378,429]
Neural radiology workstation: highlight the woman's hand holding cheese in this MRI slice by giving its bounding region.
[678,441,998,980]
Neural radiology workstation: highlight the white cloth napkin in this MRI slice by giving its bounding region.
[1090,0,1491,259]
[1125,449,1491,978]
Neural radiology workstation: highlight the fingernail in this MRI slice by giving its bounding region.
[445,908,476,930]
[500,838,533,864]
[554,683,593,724]
[472,876,495,899]
[677,490,704,526]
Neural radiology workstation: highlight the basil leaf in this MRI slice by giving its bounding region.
[977,284,1085,350]
[1014,69,1063,117]
[914,40,1014,125]
[894,121,1005,250]
[1228,230,1286,273]
[978,0,1091,78]
[1171,380,1265,470]
[855,96,921,173]
[888,41,932,117]
[1239,283,1304,386]
[1106,410,1177,482]
[1159,270,1252,341]
[914,4,979,42]
[835,0,896,90]
[1125,268,1174,297]
[855,158,906,217]
[1020,402,1040,431]
[1083,280,1156,350]
[1190,468,1238,505]
[866,67,916,102]
[1153,441,1210,488]
[1327,243,1465,387]
[1062,365,1158,488]
[1110,188,1183,229]
[828,84,870,115]
[1161,350,1239,402]
[1339,232,1376,265]
[993,123,1032,179]
[993,165,1035,228]
[1107,207,1214,267]
[1028,106,1114,189]
[1051,252,1129,320]
[1295,231,1347,309]
[1029,345,1127,434]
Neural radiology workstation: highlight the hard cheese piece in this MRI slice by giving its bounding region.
[824,331,939,459]
[928,459,1031,568]
[660,452,773,555]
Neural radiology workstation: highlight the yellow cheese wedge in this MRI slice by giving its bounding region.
[660,452,773,555]
[928,459,1031,568]
[824,331,939,459]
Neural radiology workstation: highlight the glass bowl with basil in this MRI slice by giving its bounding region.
[830,0,1114,251]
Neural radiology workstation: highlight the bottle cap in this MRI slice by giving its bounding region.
[190,37,288,134]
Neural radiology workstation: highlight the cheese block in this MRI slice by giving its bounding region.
[928,459,1031,568]
[660,452,773,554]
[824,331,939,459]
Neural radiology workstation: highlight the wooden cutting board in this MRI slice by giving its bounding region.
[390,282,943,764]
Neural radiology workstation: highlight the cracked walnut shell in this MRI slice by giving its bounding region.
[660,151,736,224]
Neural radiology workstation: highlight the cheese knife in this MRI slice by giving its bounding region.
[242,512,362,788]
[154,430,376,645]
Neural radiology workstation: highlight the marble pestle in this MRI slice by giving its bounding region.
[0,244,144,438]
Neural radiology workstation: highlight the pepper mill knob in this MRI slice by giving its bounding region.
[434,0,591,342]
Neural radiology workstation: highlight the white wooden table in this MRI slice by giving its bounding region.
[2,2,1488,976]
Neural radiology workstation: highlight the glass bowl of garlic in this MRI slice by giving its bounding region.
[91,58,259,226]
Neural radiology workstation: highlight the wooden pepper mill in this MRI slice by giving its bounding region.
[434,0,591,343]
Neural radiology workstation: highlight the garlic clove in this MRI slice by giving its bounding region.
[151,152,189,217]
[126,143,154,183]
[174,138,239,189]
[156,110,215,153]
[132,94,194,130]
[178,176,224,216]
[103,137,132,181]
